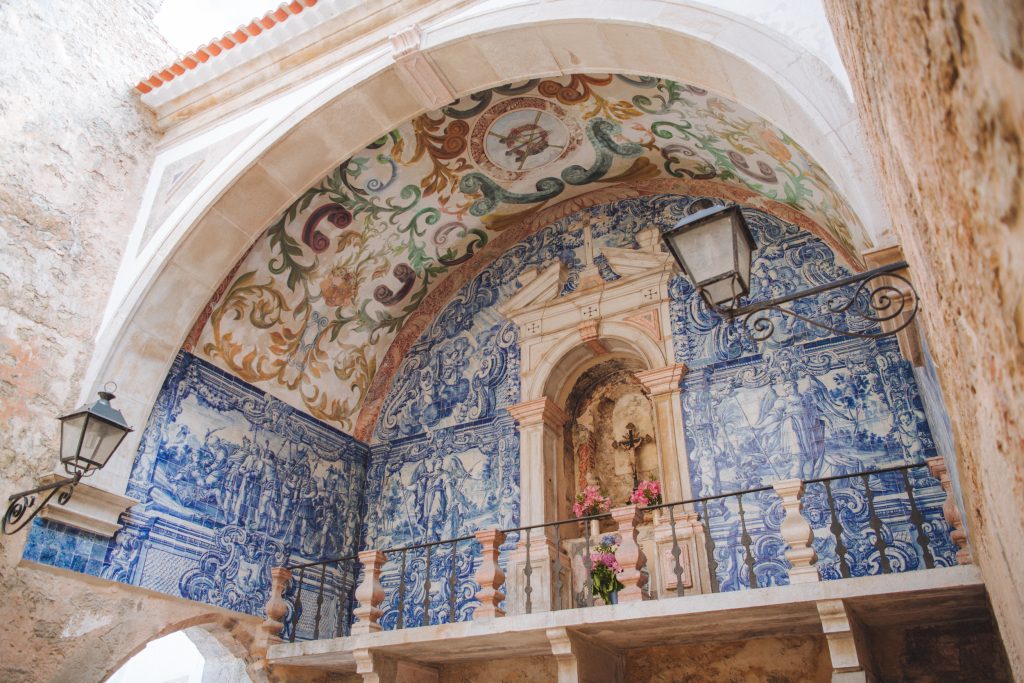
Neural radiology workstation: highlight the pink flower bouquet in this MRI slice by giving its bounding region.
[590,535,624,604]
[629,479,663,506]
[573,485,611,518]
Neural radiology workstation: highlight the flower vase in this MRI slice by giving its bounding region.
[651,507,662,526]
[589,518,600,538]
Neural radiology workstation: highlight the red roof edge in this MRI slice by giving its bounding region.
[135,0,319,95]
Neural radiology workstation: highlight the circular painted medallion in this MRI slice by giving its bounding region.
[470,97,582,181]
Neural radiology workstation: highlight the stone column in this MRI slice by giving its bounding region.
[473,528,507,619]
[506,397,569,614]
[254,566,292,657]
[772,479,820,584]
[507,397,568,525]
[634,364,690,502]
[352,550,387,635]
[927,456,972,564]
[610,504,647,603]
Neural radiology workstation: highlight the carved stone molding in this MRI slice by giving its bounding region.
[38,477,136,538]
[577,320,609,356]
[507,397,568,430]
[817,599,876,681]
[927,456,972,564]
[635,364,689,397]
[772,479,820,584]
[388,24,455,110]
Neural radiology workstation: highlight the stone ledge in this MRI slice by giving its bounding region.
[268,565,985,671]
[38,476,136,538]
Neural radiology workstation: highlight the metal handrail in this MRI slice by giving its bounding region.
[803,460,925,485]
[283,462,931,571]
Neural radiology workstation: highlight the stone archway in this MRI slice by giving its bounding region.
[101,614,262,683]
[81,0,882,504]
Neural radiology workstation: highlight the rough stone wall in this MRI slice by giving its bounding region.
[0,2,214,682]
[439,655,557,682]
[869,619,1013,682]
[823,1,1024,677]
[625,635,833,682]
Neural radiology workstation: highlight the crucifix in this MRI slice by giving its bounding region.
[612,422,652,489]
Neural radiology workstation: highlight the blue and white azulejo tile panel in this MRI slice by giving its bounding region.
[24,350,370,624]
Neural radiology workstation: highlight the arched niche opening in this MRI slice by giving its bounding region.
[563,357,660,511]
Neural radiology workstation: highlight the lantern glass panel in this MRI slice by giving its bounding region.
[702,276,745,308]
[666,214,736,286]
[77,417,127,469]
[732,212,754,298]
[59,412,88,468]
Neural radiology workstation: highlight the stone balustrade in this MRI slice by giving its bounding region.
[267,460,969,642]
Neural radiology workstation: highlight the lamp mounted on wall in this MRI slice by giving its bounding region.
[661,204,920,342]
[3,383,133,535]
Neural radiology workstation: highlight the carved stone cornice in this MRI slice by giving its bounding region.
[506,397,568,429]
[635,364,689,396]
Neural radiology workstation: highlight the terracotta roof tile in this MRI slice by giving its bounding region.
[135,0,318,94]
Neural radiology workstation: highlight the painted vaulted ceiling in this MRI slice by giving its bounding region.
[185,73,867,438]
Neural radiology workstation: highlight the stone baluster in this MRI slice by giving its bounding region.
[772,479,820,584]
[473,528,507,618]
[611,504,647,602]
[927,456,972,564]
[255,566,292,657]
[352,550,387,635]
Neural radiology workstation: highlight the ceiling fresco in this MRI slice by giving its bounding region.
[187,73,867,434]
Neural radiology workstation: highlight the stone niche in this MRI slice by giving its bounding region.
[502,224,710,611]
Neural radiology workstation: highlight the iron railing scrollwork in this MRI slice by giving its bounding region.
[280,461,947,642]
[2,471,82,535]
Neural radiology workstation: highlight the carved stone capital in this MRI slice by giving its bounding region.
[507,397,568,430]
[635,364,689,396]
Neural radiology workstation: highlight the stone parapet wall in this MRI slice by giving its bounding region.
[824,0,1024,677]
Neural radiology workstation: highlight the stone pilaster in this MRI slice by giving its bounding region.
[862,245,923,366]
[634,364,690,502]
[507,397,568,526]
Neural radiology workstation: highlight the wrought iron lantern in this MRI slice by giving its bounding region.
[661,204,920,341]
[662,204,756,312]
[3,384,133,534]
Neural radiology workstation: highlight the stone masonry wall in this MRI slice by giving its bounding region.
[824,0,1024,677]
[0,2,220,681]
